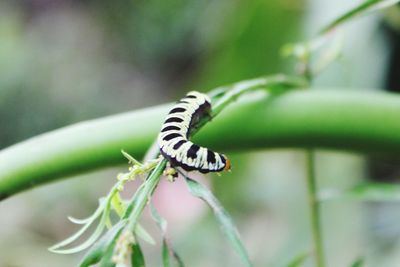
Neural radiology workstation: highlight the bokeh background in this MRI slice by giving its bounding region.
[0,0,400,266]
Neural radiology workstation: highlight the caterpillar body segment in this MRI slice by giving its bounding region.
[158,91,231,173]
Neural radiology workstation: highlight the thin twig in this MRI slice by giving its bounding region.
[305,150,325,267]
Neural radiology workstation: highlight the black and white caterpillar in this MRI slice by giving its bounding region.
[158,91,231,173]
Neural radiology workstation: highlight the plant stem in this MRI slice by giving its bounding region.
[125,159,167,231]
[305,150,325,267]
[3,90,400,199]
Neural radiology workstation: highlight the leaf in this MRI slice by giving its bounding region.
[79,220,126,267]
[320,0,400,34]
[150,204,167,233]
[131,242,146,267]
[50,200,112,254]
[135,223,155,245]
[284,252,309,267]
[121,150,142,166]
[168,246,185,267]
[49,202,106,252]
[162,239,172,267]
[97,228,134,267]
[150,204,185,267]
[160,239,185,267]
[284,0,400,77]
[98,242,116,267]
[184,177,253,267]
[111,193,126,218]
[68,198,107,225]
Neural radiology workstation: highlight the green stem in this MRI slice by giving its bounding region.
[3,90,400,199]
[306,150,325,267]
[125,159,167,231]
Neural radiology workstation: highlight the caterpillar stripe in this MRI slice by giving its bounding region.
[158,91,231,173]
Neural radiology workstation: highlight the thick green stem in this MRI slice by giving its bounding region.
[2,90,400,200]
[306,150,325,267]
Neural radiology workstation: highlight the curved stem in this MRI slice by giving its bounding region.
[2,89,400,199]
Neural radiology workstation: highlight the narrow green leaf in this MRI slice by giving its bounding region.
[184,177,252,267]
[170,249,184,267]
[111,193,126,218]
[160,238,185,267]
[79,220,125,267]
[98,229,137,267]
[284,252,309,267]
[49,219,96,251]
[135,223,155,245]
[131,242,146,267]
[50,200,112,254]
[68,215,97,225]
[320,0,400,34]
[150,204,167,233]
[121,150,142,166]
[99,228,137,267]
[162,239,171,267]
[50,217,106,254]
[150,204,185,267]
[49,204,105,251]
[69,198,107,225]
[98,242,116,267]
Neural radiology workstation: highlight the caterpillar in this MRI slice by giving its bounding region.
[158,91,231,173]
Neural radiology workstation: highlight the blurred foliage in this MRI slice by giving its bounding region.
[0,0,305,148]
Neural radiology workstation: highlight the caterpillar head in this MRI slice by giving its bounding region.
[222,155,231,171]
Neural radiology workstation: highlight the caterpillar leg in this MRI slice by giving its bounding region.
[163,162,179,182]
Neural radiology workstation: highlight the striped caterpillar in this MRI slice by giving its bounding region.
[158,91,231,173]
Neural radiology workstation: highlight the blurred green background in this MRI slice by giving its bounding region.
[0,0,399,266]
